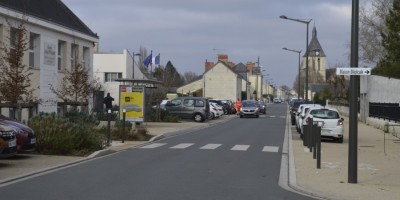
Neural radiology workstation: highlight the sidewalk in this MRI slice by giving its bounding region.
[291,115,400,200]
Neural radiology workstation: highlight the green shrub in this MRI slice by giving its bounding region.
[29,112,106,156]
[145,107,179,122]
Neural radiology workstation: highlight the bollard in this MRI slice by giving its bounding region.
[107,109,111,146]
[122,109,126,143]
[308,117,313,152]
[313,124,317,159]
[302,125,307,146]
[316,125,321,169]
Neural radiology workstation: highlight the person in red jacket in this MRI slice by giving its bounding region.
[235,98,242,115]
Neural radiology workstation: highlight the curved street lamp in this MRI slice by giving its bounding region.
[280,15,312,100]
[283,47,302,99]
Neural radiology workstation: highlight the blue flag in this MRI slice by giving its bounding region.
[143,53,152,67]
[154,54,160,65]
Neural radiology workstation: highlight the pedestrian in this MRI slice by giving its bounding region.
[235,98,242,115]
[103,92,114,110]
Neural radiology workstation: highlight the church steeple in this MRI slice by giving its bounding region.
[304,26,326,57]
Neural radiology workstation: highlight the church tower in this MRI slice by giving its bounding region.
[301,26,327,83]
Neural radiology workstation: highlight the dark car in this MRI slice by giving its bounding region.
[0,115,36,152]
[290,100,305,125]
[0,123,17,158]
[165,97,210,122]
[239,100,260,118]
[257,101,267,114]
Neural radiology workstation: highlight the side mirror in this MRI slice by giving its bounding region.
[165,102,173,106]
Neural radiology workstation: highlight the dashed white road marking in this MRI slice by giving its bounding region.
[170,143,194,149]
[200,144,222,150]
[231,145,250,151]
[140,143,167,149]
[262,146,280,153]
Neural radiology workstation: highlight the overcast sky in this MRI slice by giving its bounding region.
[62,0,368,87]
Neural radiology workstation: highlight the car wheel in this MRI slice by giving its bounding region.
[337,137,343,143]
[209,112,215,120]
[256,115,259,118]
[240,115,243,118]
[194,113,204,122]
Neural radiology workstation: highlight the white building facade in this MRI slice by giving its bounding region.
[0,1,99,115]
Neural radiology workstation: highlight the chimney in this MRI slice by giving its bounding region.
[218,54,228,63]
[205,60,214,72]
[246,62,255,74]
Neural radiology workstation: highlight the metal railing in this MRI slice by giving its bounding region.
[369,103,400,122]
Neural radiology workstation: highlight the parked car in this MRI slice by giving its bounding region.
[220,100,235,114]
[208,99,227,114]
[0,123,17,158]
[239,100,259,118]
[165,97,210,122]
[295,104,323,133]
[301,107,344,143]
[0,115,36,152]
[257,100,267,114]
[209,102,222,119]
[290,100,307,125]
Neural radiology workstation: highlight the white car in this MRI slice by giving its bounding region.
[209,102,220,119]
[210,102,224,118]
[301,107,344,143]
[295,104,323,133]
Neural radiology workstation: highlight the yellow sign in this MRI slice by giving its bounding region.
[119,86,145,122]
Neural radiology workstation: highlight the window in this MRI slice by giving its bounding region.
[28,33,39,68]
[104,72,122,82]
[170,99,182,106]
[70,44,78,70]
[183,99,194,107]
[82,47,90,69]
[58,41,66,70]
[195,99,205,107]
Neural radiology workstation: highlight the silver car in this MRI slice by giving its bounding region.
[239,100,259,118]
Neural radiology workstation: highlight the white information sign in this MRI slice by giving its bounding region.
[336,68,371,76]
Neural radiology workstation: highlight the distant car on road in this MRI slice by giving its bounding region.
[239,100,260,118]
[273,98,281,103]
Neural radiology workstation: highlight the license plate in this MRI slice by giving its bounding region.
[31,138,36,144]
[8,139,16,147]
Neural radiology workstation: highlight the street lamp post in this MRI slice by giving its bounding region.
[132,52,141,79]
[280,15,312,100]
[283,47,302,99]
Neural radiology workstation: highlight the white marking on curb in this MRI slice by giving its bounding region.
[263,146,279,152]
[231,145,250,151]
[200,144,222,150]
[170,143,194,149]
[140,143,166,149]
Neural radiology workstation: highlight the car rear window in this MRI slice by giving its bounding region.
[310,109,339,119]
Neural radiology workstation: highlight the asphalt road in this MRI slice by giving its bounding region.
[0,103,314,200]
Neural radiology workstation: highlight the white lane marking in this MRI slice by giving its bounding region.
[270,116,276,118]
[231,145,250,151]
[200,144,222,150]
[170,143,194,149]
[262,146,279,153]
[280,116,286,118]
[140,143,166,149]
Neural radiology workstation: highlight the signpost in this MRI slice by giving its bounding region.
[119,86,145,123]
[336,68,371,76]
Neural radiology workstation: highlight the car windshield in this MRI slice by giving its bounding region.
[310,109,339,119]
[242,101,257,107]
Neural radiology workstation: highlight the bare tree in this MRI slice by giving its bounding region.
[359,0,392,66]
[50,55,101,112]
[0,18,35,119]
[183,71,199,84]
